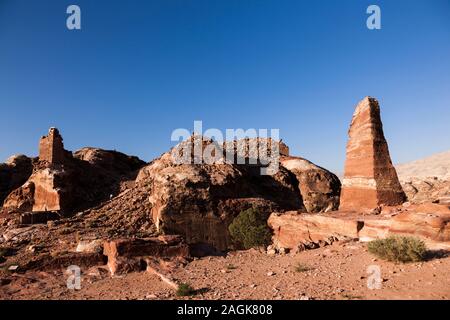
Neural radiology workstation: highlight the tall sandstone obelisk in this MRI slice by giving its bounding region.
[340,97,406,211]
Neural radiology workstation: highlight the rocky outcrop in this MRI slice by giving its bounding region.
[73,147,144,176]
[269,203,450,252]
[268,212,362,251]
[400,178,450,204]
[38,128,70,164]
[340,97,406,211]
[0,155,34,206]
[2,128,146,215]
[395,150,450,204]
[136,136,340,251]
[281,156,341,212]
[103,235,189,275]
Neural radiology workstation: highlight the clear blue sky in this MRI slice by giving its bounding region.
[1,0,449,173]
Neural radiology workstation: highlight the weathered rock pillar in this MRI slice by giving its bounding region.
[39,127,65,164]
[340,97,406,211]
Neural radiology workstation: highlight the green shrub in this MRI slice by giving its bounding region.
[176,283,195,297]
[228,208,272,249]
[367,236,427,263]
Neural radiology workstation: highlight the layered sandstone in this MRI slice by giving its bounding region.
[340,97,406,211]
[269,203,450,252]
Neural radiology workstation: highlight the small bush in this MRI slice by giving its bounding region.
[367,236,427,263]
[226,264,237,270]
[228,208,272,249]
[177,283,195,297]
[294,263,313,273]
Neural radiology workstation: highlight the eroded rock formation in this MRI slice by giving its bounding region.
[136,136,340,251]
[340,97,406,211]
[269,203,450,252]
[2,128,145,215]
[103,235,189,275]
[401,178,450,204]
[38,128,69,164]
[281,156,341,212]
[0,155,34,206]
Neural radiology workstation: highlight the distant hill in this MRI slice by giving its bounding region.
[395,150,450,181]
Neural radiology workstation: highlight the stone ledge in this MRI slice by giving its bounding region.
[268,204,450,253]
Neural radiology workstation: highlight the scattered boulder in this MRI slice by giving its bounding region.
[136,136,341,251]
[268,212,361,253]
[2,128,146,215]
[137,138,301,251]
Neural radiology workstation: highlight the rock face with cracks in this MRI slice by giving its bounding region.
[136,136,341,252]
[280,156,341,213]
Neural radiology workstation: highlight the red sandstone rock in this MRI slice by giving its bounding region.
[0,155,34,206]
[136,136,341,251]
[38,128,67,164]
[23,252,107,271]
[2,128,145,215]
[340,97,406,211]
[268,212,362,252]
[103,235,189,275]
[2,181,35,212]
[73,147,144,176]
[400,177,450,204]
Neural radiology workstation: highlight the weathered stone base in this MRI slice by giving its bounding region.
[340,187,406,211]
[339,188,379,211]
[268,203,450,252]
